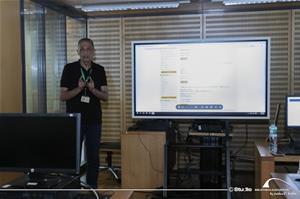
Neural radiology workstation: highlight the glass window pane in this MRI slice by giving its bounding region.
[24,0,46,113]
[45,9,66,113]
[23,1,86,113]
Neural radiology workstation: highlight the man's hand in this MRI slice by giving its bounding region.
[87,77,95,91]
[78,77,85,89]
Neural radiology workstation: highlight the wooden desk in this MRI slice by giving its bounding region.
[121,131,165,189]
[255,142,300,199]
[0,172,23,186]
[269,173,300,199]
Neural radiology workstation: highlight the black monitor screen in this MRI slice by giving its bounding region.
[0,113,81,175]
[286,96,300,128]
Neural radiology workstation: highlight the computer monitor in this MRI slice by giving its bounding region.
[0,113,81,175]
[286,96,300,148]
[286,96,300,128]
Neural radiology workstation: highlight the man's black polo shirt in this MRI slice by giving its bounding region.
[60,60,107,124]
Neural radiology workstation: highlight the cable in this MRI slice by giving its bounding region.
[231,123,249,158]
[233,155,255,162]
[173,125,202,187]
[49,173,100,199]
[176,126,186,143]
[79,181,100,199]
[138,133,163,173]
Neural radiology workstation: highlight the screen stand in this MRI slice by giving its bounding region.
[128,119,170,131]
[289,134,300,151]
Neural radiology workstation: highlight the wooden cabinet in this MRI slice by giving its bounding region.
[121,131,165,189]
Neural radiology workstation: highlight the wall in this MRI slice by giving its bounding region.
[0,0,23,184]
[88,9,300,170]
[0,0,22,112]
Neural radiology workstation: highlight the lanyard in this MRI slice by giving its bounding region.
[80,67,92,83]
[80,67,92,96]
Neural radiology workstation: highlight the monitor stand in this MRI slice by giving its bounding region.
[3,172,69,189]
[287,131,300,148]
[289,136,300,152]
[1,173,81,199]
[25,172,62,189]
[292,140,300,150]
[279,141,300,155]
[279,134,300,155]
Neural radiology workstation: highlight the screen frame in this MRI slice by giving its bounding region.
[0,113,81,175]
[285,95,300,129]
[131,37,270,120]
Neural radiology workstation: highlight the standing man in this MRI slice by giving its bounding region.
[60,38,108,188]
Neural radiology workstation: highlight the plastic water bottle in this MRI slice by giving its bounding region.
[269,123,278,154]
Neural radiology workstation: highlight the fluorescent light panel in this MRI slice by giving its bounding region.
[223,0,300,5]
[78,1,188,12]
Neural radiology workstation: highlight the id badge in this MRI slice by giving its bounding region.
[81,96,90,103]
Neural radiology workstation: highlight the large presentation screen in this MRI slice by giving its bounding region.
[132,38,270,119]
